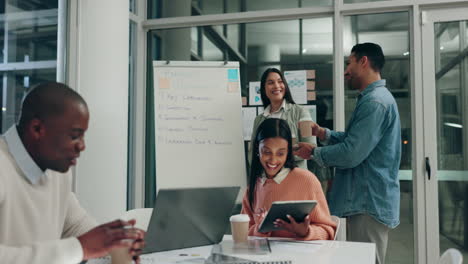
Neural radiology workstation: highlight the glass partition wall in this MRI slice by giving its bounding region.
[149,0,333,19]
[0,0,59,133]
[343,11,414,263]
[140,1,468,263]
[146,17,335,193]
[433,19,468,258]
[145,10,412,264]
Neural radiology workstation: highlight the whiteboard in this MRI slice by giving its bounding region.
[153,61,246,191]
[302,105,317,123]
[248,81,262,106]
[242,107,257,141]
[284,70,307,104]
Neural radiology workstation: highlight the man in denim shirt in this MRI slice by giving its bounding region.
[295,43,401,264]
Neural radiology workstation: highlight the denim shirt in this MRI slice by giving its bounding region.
[314,80,401,228]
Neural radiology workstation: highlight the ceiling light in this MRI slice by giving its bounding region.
[440,46,444,50]
[403,52,409,56]
[444,122,462,128]
[302,48,307,53]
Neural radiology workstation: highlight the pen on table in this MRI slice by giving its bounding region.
[266,238,272,253]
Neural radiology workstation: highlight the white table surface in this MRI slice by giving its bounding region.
[88,235,375,264]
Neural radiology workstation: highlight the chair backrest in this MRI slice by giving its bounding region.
[331,215,346,241]
[438,248,463,264]
[120,208,153,231]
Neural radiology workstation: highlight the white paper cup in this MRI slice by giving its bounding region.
[291,137,298,146]
[230,214,250,243]
[111,225,135,264]
[299,120,313,138]
[110,247,132,264]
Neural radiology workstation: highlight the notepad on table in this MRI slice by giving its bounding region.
[206,239,291,264]
[205,253,292,264]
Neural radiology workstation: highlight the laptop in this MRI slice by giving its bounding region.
[142,186,240,254]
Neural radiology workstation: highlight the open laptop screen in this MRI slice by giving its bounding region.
[142,186,240,253]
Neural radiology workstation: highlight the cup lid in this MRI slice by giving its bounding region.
[230,214,250,222]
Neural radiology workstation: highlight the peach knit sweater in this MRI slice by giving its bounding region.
[241,168,336,240]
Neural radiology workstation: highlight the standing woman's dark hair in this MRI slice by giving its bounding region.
[259,68,296,108]
[248,118,297,208]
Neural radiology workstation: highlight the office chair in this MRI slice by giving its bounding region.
[331,215,346,241]
[438,248,463,264]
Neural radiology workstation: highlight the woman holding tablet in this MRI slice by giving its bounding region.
[241,118,335,240]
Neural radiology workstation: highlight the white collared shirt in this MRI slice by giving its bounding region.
[262,99,286,119]
[259,167,291,185]
[3,126,46,185]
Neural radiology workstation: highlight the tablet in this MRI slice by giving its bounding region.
[258,200,317,233]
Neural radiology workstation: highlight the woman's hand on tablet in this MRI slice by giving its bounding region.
[273,215,310,237]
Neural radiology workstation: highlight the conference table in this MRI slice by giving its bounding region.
[88,235,375,264]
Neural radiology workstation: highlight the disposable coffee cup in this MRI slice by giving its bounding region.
[299,120,313,138]
[291,137,298,146]
[230,214,250,243]
[111,225,135,264]
[110,247,132,264]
